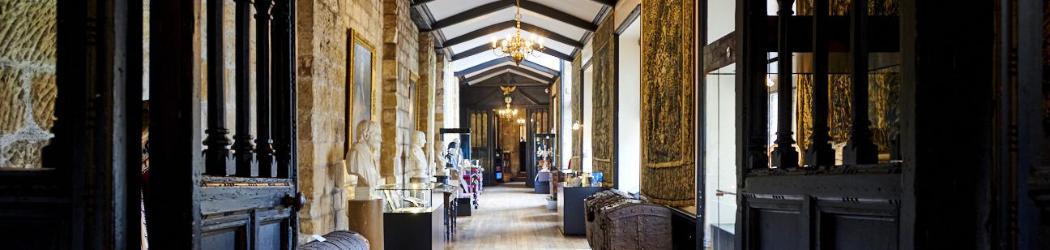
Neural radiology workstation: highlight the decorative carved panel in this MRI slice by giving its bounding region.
[591,17,616,186]
[641,0,695,206]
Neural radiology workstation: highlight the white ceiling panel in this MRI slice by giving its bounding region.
[440,8,586,41]
[466,67,552,84]
[424,0,499,21]
[452,52,560,75]
[519,9,588,38]
[440,8,515,38]
[529,0,604,21]
[448,28,575,56]
[462,61,555,79]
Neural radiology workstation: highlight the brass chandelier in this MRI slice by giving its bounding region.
[491,0,544,65]
[496,86,519,117]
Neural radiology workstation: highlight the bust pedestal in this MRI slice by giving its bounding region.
[348,199,384,250]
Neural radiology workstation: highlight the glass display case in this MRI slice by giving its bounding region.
[375,183,437,213]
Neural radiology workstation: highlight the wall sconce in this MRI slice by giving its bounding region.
[571,121,583,131]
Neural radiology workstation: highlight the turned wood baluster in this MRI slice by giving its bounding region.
[741,0,768,170]
[805,0,834,167]
[771,0,799,169]
[272,0,294,178]
[843,0,878,164]
[255,0,277,177]
[232,0,256,176]
[204,0,233,176]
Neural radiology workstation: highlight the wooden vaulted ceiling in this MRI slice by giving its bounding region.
[410,0,614,86]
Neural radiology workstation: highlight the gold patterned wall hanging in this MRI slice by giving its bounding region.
[571,55,583,171]
[640,0,695,207]
[591,17,616,187]
[796,70,901,164]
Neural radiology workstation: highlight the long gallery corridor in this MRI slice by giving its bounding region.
[1,0,1047,249]
[449,183,587,249]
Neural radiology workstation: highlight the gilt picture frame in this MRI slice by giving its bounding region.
[348,29,378,142]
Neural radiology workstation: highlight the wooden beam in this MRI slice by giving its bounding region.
[590,0,617,6]
[463,65,554,84]
[454,57,559,77]
[411,0,437,7]
[428,1,512,31]
[455,57,513,77]
[761,16,899,52]
[427,1,597,32]
[440,20,583,48]
[452,44,573,61]
[472,75,550,86]
[518,0,597,31]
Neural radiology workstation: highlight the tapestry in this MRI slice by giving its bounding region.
[591,16,616,187]
[571,56,583,171]
[640,0,695,207]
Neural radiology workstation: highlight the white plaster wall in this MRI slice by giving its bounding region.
[582,64,594,172]
[560,60,573,170]
[616,19,641,194]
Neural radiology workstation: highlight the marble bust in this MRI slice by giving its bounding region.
[406,131,429,183]
[345,120,383,200]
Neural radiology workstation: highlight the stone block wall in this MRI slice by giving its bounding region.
[295,0,384,240]
[433,53,448,162]
[381,0,418,183]
[417,33,436,167]
[0,0,57,169]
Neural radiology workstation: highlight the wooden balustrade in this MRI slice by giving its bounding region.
[205,0,295,178]
[770,0,799,169]
[843,0,878,165]
[805,0,834,167]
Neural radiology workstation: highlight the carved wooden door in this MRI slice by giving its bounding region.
[732,0,903,249]
[145,0,301,249]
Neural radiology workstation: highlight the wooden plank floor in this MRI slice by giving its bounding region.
[447,182,590,250]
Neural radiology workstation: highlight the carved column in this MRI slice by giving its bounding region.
[232,0,256,176]
[204,0,232,175]
[771,0,799,169]
[805,0,834,167]
[843,0,878,164]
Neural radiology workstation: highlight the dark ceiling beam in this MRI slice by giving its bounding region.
[463,65,554,84]
[514,91,541,105]
[409,5,434,31]
[590,0,617,6]
[472,76,550,87]
[451,44,572,62]
[425,0,596,33]
[471,72,551,86]
[439,20,583,49]
[427,1,511,31]
[411,0,437,7]
[454,57,558,77]
[517,1,597,31]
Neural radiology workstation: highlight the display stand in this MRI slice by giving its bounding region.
[383,204,444,250]
[347,199,384,250]
[558,184,606,235]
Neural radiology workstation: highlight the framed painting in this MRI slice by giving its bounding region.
[347,29,377,145]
